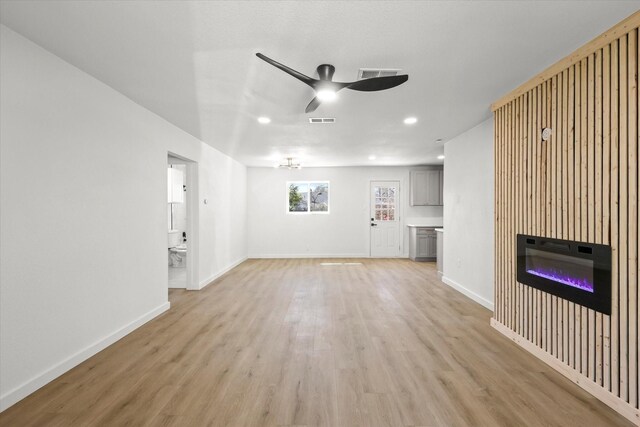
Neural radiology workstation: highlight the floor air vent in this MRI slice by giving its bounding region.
[309,118,336,124]
[357,68,401,80]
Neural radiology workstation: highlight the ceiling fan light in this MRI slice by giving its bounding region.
[278,157,302,169]
[316,89,337,102]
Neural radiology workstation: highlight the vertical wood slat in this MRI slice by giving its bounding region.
[491,16,640,417]
[603,42,611,392]
[580,57,589,378]
[575,60,583,372]
[620,33,628,403]
[511,98,528,337]
[516,94,521,336]
[631,28,640,408]
[502,102,507,329]
[562,68,570,365]
[528,90,534,343]
[520,95,527,340]
[502,105,507,326]
[500,105,503,326]
[498,106,503,324]
[611,37,620,398]
[500,107,510,325]
[509,100,515,332]
[534,85,540,347]
[501,105,506,325]
[547,77,554,356]
[500,104,504,326]
[518,93,533,341]
[515,95,519,332]
[542,80,548,352]
[587,52,596,382]
[627,28,638,409]
[595,48,603,385]
[551,74,559,358]
[568,65,576,369]
[510,97,515,333]
[496,108,500,324]
[495,108,500,324]
[499,105,503,325]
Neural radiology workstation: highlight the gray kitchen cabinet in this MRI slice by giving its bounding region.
[409,226,437,261]
[410,167,443,206]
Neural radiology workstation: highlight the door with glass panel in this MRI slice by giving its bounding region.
[370,181,401,257]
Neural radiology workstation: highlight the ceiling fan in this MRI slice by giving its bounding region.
[256,53,409,113]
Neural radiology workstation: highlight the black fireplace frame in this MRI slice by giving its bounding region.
[516,234,611,315]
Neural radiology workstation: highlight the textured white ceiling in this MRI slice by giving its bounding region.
[1,1,638,167]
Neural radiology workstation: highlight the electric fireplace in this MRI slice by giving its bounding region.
[516,234,611,314]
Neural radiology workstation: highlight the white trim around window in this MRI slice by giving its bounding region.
[286,181,330,214]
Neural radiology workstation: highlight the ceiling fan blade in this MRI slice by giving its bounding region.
[305,97,322,113]
[345,75,409,92]
[256,53,317,88]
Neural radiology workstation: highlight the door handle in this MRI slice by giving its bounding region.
[371,223,378,227]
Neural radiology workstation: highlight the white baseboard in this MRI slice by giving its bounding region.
[0,302,170,412]
[198,256,248,289]
[248,253,370,259]
[441,276,494,311]
[491,318,640,425]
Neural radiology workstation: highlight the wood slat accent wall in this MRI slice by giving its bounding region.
[491,12,639,423]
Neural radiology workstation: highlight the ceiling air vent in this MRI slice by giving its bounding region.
[357,68,401,80]
[308,118,336,124]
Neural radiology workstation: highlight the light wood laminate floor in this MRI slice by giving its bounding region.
[0,259,632,426]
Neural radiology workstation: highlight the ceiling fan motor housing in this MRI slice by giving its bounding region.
[316,64,335,81]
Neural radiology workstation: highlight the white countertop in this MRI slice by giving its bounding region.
[406,224,440,228]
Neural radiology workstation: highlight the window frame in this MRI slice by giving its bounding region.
[286,181,331,214]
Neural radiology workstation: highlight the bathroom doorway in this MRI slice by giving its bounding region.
[167,154,198,290]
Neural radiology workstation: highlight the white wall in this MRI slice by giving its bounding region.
[197,146,247,284]
[0,25,247,410]
[247,166,443,258]
[442,118,494,310]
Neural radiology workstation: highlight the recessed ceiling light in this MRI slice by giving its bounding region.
[258,117,271,124]
[404,117,417,125]
[437,155,445,160]
[316,89,337,102]
[368,155,376,160]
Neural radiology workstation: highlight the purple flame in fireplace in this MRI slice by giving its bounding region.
[525,267,594,293]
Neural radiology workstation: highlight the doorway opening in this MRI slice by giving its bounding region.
[167,154,198,290]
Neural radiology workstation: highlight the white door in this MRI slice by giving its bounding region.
[370,181,401,257]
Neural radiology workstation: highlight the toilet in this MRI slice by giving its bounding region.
[168,230,187,267]
[169,244,187,267]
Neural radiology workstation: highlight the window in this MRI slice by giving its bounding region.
[288,181,329,213]
[373,185,396,220]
